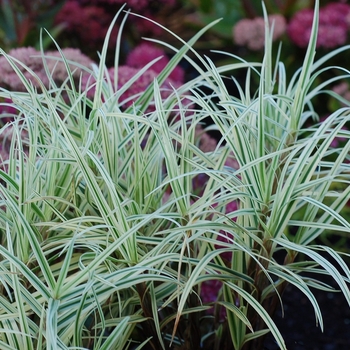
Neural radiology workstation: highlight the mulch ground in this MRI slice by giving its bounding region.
[263,275,350,350]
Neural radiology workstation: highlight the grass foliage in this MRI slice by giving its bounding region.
[0,1,349,349]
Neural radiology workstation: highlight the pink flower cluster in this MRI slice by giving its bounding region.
[107,65,182,109]
[0,42,185,118]
[126,43,184,82]
[233,14,286,51]
[54,0,178,53]
[83,42,185,110]
[0,47,94,92]
[288,2,350,49]
[0,47,49,91]
[55,1,118,50]
[79,0,176,11]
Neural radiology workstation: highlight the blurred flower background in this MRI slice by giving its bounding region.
[2,0,350,100]
[7,0,347,117]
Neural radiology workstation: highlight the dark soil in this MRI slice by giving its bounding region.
[263,276,350,350]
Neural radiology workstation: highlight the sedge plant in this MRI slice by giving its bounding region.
[0,1,349,349]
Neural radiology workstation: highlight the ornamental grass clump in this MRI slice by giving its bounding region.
[0,1,349,350]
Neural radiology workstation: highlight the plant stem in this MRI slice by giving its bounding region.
[136,282,163,350]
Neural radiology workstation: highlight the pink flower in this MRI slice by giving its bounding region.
[269,14,287,41]
[126,43,184,83]
[55,1,82,30]
[322,2,350,28]
[0,47,95,93]
[233,18,265,51]
[288,3,350,49]
[287,9,314,48]
[85,0,176,11]
[110,0,150,10]
[106,65,181,109]
[45,48,94,83]
[0,47,49,91]
[233,14,286,51]
[55,1,118,50]
[57,0,177,41]
[133,13,165,37]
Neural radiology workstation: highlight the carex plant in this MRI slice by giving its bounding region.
[0,1,349,350]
